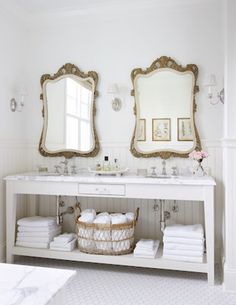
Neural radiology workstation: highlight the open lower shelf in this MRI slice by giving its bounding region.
[12,245,207,273]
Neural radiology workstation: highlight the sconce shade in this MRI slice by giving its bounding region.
[107,83,119,94]
[205,74,217,87]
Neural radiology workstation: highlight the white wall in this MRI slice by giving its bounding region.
[223,0,236,292]
[0,8,29,261]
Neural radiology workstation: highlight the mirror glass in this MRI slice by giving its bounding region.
[131,57,201,159]
[40,63,99,158]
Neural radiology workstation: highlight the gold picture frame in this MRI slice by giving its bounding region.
[137,119,146,141]
[178,118,193,141]
[152,118,171,141]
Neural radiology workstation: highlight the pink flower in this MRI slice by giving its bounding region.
[189,150,208,160]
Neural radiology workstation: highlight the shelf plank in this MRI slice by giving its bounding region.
[12,246,207,273]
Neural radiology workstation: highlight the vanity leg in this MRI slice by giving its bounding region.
[6,185,17,264]
[204,186,215,285]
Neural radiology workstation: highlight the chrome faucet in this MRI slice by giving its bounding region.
[161,160,167,176]
[60,158,69,175]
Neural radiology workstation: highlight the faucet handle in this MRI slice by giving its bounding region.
[54,165,61,174]
[150,166,157,176]
[71,165,77,175]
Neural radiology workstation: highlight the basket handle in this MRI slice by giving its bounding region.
[135,207,140,222]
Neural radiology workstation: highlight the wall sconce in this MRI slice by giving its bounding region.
[10,88,27,112]
[107,83,122,111]
[205,74,224,105]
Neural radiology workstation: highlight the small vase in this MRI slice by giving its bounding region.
[194,159,206,176]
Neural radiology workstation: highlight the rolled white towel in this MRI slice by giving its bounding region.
[53,233,76,244]
[17,216,56,227]
[163,236,204,246]
[164,224,204,239]
[96,212,109,218]
[93,215,111,224]
[78,214,95,223]
[81,209,96,218]
[113,240,130,252]
[126,212,135,222]
[111,214,127,225]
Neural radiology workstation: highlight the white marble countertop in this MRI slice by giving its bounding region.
[4,171,216,186]
[0,263,75,305]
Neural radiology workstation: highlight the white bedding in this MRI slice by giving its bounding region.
[0,263,75,305]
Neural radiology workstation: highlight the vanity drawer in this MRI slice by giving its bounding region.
[78,184,125,196]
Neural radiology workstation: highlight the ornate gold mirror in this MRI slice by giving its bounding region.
[130,56,201,159]
[39,63,99,158]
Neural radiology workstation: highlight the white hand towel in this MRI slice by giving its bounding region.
[50,238,77,251]
[134,241,160,258]
[126,212,135,222]
[18,224,60,233]
[17,227,61,238]
[163,236,204,246]
[163,254,203,263]
[81,209,96,218]
[93,215,111,224]
[164,224,204,239]
[53,233,76,244]
[15,241,49,249]
[17,216,56,227]
[135,239,155,250]
[16,236,53,243]
[164,242,204,252]
[78,214,95,223]
[111,214,127,225]
[163,249,203,257]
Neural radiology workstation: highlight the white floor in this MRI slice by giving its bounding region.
[16,257,236,305]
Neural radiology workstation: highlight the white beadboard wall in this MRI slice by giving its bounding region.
[25,139,223,261]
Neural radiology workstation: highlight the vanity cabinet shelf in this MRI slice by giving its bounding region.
[5,173,215,284]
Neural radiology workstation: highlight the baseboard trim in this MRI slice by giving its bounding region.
[223,264,236,292]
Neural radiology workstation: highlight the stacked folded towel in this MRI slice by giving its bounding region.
[50,233,77,251]
[134,239,160,258]
[16,216,61,249]
[163,224,205,263]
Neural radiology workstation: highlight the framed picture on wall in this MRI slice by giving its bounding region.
[152,118,171,141]
[178,118,193,141]
[137,118,146,141]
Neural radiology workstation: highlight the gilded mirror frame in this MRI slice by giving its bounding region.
[39,63,100,158]
[130,56,201,159]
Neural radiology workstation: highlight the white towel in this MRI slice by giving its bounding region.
[53,233,76,244]
[78,214,95,223]
[81,209,96,218]
[163,249,203,257]
[16,241,49,249]
[17,227,61,238]
[135,239,155,250]
[18,225,60,232]
[164,224,204,239]
[126,212,135,222]
[111,214,127,225]
[164,243,204,252]
[96,212,109,218]
[163,236,204,246]
[134,241,160,258]
[50,238,77,251]
[17,216,56,227]
[93,215,111,224]
[163,254,203,263]
[16,236,53,243]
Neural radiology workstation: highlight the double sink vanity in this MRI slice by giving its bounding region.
[5,56,216,284]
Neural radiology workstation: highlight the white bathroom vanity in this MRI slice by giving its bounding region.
[5,173,215,284]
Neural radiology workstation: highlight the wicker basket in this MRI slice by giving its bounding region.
[76,208,139,255]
